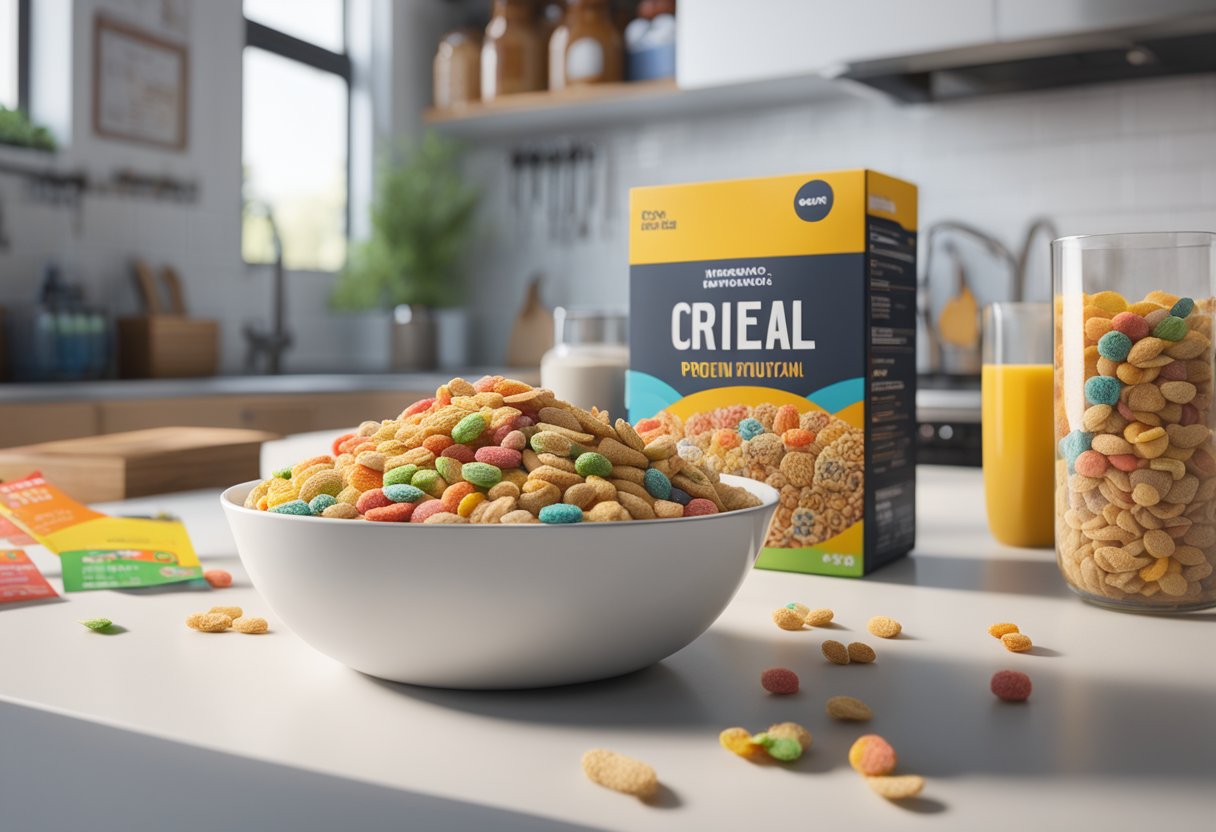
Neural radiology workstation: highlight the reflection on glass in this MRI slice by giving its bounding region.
[242,47,348,271]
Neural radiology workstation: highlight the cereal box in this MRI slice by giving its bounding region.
[627,170,917,576]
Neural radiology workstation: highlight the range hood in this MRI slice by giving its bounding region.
[836,12,1216,102]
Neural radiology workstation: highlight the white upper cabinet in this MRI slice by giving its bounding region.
[677,0,997,89]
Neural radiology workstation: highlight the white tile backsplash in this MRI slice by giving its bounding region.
[459,74,1216,362]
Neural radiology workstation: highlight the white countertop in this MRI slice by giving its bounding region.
[2,434,1214,832]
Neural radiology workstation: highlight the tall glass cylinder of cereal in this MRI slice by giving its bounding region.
[1053,232,1216,611]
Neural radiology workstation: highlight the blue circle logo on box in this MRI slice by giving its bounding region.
[793,180,834,222]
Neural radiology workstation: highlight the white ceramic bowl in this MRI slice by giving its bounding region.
[221,474,777,689]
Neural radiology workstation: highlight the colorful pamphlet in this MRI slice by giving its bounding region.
[0,474,203,592]
[0,549,58,603]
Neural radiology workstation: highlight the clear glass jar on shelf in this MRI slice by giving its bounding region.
[1053,231,1216,611]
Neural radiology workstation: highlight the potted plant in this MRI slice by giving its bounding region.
[332,133,478,370]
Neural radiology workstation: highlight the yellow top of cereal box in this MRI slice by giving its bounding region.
[629,169,917,265]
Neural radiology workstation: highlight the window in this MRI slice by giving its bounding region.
[0,0,28,111]
[242,0,349,272]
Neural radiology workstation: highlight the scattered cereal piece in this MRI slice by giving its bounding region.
[209,605,243,620]
[203,569,233,588]
[764,721,812,753]
[988,622,1019,639]
[785,601,810,618]
[849,734,896,776]
[866,775,925,800]
[847,642,876,663]
[232,616,269,634]
[772,607,806,631]
[186,612,232,632]
[581,749,658,799]
[826,695,872,721]
[760,667,800,695]
[867,615,902,639]
[719,727,767,761]
[79,617,113,631]
[805,607,834,626]
[753,733,803,762]
[1001,633,1033,653]
[990,669,1032,702]
[822,639,850,665]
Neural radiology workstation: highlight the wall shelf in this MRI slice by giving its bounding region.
[423,75,852,140]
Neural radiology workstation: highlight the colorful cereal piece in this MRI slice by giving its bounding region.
[309,494,338,515]
[822,639,850,664]
[538,503,583,524]
[384,483,426,504]
[441,481,478,513]
[269,500,311,516]
[826,695,872,721]
[753,733,803,762]
[434,456,463,484]
[574,452,613,478]
[1170,297,1195,318]
[867,615,902,638]
[684,498,718,517]
[441,443,477,463]
[1096,330,1132,361]
[456,460,499,488]
[204,569,233,588]
[356,488,393,515]
[383,465,418,487]
[785,601,810,618]
[272,466,292,479]
[1001,632,1033,652]
[987,622,1020,638]
[760,667,800,695]
[737,418,765,440]
[410,469,447,497]
[668,486,692,506]
[1152,315,1187,341]
[849,734,897,776]
[1110,311,1150,341]
[581,749,658,799]
[719,727,767,761]
[232,616,269,634]
[1084,375,1121,406]
[1073,450,1108,478]
[866,775,925,800]
[772,607,806,631]
[79,617,113,631]
[475,446,522,469]
[991,669,1033,702]
[847,642,877,663]
[765,722,812,753]
[422,434,454,455]
[457,491,486,517]
[450,413,487,443]
[365,502,416,522]
[186,612,232,632]
[1058,429,1093,465]
[643,468,672,500]
[346,464,383,492]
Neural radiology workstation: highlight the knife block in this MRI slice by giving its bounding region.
[117,316,219,378]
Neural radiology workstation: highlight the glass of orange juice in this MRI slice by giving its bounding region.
[982,302,1054,547]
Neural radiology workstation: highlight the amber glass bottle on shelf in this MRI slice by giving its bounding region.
[482,0,543,102]
[548,0,623,91]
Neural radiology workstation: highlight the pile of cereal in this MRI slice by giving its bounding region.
[1057,291,1216,606]
[244,376,762,524]
[634,403,863,547]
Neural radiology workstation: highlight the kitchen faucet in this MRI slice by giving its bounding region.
[242,202,292,375]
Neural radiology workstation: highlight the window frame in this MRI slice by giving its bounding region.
[242,4,352,268]
[12,0,30,112]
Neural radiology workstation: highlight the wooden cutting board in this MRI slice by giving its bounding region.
[0,427,280,503]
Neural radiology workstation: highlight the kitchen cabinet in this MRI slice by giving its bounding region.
[677,0,997,89]
[0,402,100,448]
[995,0,1216,42]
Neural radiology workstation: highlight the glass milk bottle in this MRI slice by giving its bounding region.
[540,308,629,419]
[1053,232,1216,611]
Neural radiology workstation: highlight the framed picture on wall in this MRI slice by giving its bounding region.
[92,15,189,150]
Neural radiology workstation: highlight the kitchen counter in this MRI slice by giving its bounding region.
[0,369,536,403]
[2,437,1213,832]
